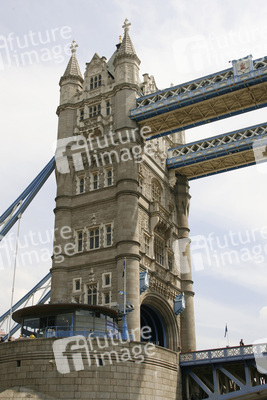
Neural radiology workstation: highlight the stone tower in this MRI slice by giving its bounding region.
[0,19,198,400]
[51,19,196,353]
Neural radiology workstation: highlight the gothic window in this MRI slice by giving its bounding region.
[106,101,110,116]
[102,272,111,288]
[152,181,161,202]
[89,228,100,250]
[80,109,84,121]
[90,74,101,90]
[104,292,110,305]
[73,278,81,292]
[105,168,113,186]
[87,284,97,305]
[144,235,150,255]
[105,224,112,246]
[77,231,83,252]
[92,172,99,190]
[154,235,164,266]
[77,176,85,194]
[89,104,101,118]
[105,275,110,286]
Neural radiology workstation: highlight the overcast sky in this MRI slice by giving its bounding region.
[0,0,266,350]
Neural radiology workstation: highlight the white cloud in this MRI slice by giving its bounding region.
[195,295,267,350]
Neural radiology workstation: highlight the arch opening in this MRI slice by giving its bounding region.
[140,294,180,351]
[141,304,166,347]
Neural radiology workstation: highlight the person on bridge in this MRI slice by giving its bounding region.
[240,339,244,346]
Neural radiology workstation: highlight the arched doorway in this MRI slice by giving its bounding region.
[141,304,166,347]
[140,293,179,351]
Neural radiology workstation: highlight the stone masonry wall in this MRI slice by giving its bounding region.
[0,338,182,400]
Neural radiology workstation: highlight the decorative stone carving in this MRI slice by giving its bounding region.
[149,276,177,301]
[169,169,177,188]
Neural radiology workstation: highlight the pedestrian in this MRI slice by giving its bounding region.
[240,339,244,346]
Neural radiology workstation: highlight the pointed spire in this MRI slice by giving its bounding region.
[115,19,140,62]
[60,40,83,85]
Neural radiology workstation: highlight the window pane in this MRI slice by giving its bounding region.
[78,232,83,252]
[105,275,110,285]
[79,178,84,193]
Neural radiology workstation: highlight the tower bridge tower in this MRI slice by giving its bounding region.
[51,19,196,353]
[2,20,267,400]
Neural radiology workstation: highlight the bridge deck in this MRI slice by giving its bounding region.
[180,344,267,400]
[167,123,267,179]
[130,56,267,140]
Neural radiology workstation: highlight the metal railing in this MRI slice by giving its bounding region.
[180,343,267,365]
[167,122,267,169]
[131,56,267,113]
[20,326,136,341]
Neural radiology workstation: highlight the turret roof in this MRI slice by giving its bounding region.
[61,40,83,83]
[114,19,140,64]
[117,19,136,56]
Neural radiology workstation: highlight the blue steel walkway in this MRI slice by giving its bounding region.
[180,343,267,399]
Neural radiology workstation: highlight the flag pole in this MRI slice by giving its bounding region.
[122,258,128,340]
[225,323,229,347]
[123,258,126,315]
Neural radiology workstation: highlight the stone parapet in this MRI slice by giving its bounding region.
[0,338,182,400]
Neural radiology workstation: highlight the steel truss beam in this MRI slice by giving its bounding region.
[167,123,267,180]
[130,56,267,140]
[180,344,267,399]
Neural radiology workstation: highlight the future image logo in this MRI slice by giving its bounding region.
[53,328,156,374]
[55,126,156,174]
[0,26,72,71]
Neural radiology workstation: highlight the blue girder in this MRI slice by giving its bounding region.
[2,289,51,341]
[0,272,51,323]
[0,157,55,241]
[167,122,267,179]
[180,344,267,399]
[130,55,267,140]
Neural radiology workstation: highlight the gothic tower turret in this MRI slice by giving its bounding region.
[49,19,195,352]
